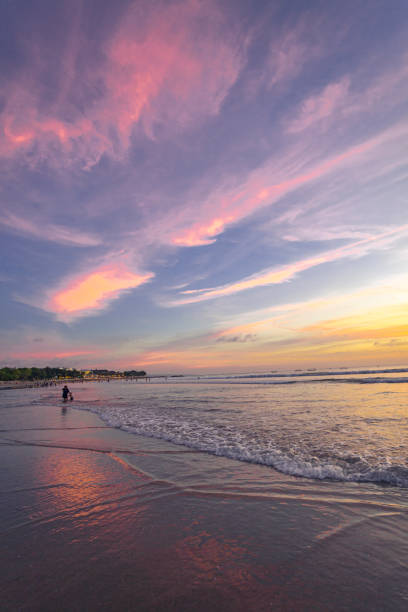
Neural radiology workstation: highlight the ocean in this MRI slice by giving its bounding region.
[2,369,408,610]
[38,365,408,487]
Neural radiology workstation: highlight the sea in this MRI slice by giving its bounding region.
[3,365,408,609]
[41,364,408,488]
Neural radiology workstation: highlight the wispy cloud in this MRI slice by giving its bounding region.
[287,77,350,133]
[47,263,153,320]
[167,119,404,249]
[0,0,244,168]
[1,1,408,372]
[105,0,245,141]
[170,225,408,305]
[212,274,408,345]
[287,55,408,134]
[1,212,101,247]
[244,11,337,98]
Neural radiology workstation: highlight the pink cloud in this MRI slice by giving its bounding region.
[172,216,234,246]
[0,87,110,168]
[169,132,383,247]
[149,123,405,253]
[47,264,153,319]
[170,224,408,305]
[104,1,244,143]
[287,77,350,133]
[244,12,335,99]
[287,55,408,134]
[0,1,244,167]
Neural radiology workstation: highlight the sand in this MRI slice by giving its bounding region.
[1,389,408,611]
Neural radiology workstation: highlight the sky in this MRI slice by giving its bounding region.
[1,0,408,374]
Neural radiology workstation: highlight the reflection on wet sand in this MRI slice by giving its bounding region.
[2,393,408,610]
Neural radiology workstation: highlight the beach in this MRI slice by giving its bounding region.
[2,382,408,611]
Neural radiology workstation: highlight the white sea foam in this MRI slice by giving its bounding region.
[71,374,408,488]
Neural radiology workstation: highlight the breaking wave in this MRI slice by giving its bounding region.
[72,372,408,488]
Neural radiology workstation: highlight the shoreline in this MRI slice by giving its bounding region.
[0,378,148,391]
[2,386,408,610]
[0,378,108,390]
[0,380,60,390]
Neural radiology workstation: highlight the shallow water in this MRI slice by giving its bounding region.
[29,371,408,487]
[2,384,408,610]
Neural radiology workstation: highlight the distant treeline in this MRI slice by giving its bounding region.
[0,367,147,381]
[0,367,83,381]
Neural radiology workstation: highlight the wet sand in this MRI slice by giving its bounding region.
[1,389,408,611]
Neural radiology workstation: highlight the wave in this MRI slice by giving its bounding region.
[202,367,408,380]
[301,376,408,385]
[159,376,408,386]
[75,400,408,489]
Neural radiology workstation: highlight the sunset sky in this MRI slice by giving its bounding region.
[1,0,408,373]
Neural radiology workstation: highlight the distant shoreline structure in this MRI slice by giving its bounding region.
[0,366,147,385]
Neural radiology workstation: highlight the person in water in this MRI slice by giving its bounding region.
[62,385,70,401]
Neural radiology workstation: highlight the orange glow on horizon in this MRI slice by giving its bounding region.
[302,305,408,340]
[128,295,408,373]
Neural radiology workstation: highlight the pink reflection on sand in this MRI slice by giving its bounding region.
[176,531,251,583]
